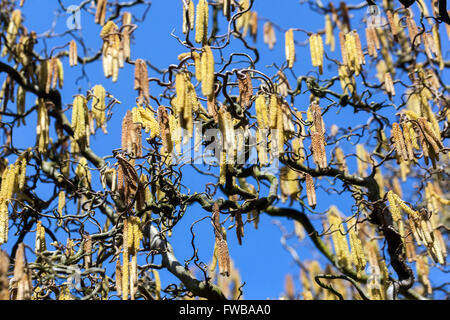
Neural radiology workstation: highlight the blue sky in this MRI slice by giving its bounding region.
[1,0,448,299]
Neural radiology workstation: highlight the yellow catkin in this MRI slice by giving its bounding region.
[1,9,22,57]
[268,94,278,129]
[35,220,46,254]
[201,46,214,97]
[195,0,209,45]
[310,34,324,74]
[192,51,202,81]
[348,218,366,276]
[285,29,295,68]
[18,156,27,190]
[356,144,368,177]
[334,147,348,174]
[95,0,107,25]
[280,166,299,203]
[324,14,335,51]
[100,21,122,82]
[219,151,227,185]
[122,219,129,300]
[132,106,159,138]
[255,95,269,130]
[71,95,89,152]
[182,0,195,34]
[36,98,49,153]
[152,269,161,299]
[92,85,106,131]
[416,255,432,295]
[58,190,65,216]
[391,122,408,161]
[328,206,351,270]
[75,157,91,188]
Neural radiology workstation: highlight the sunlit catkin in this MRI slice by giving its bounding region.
[91,85,107,132]
[201,45,214,97]
[309,34,324,74]
[132,106,159,139]
[285,29,295,68]
[36,98,49,153]
[182,0,195,34]
[35,220,46,254]
[384,72,395,97]
[391,122,408,161]
[69,40,78,66]
[347,218,366,277]
[280,166,299,203]
[100,21,121,82]
[195,0,209,45]
[324,14,335,51]
[1,9,21,58]
[217,239,231,277]
[255,95,269,130]
[58,190,65,216]
[311,131,327,169]
[95,0,107,25]
[328,206,351,270]
[71,95,89,152]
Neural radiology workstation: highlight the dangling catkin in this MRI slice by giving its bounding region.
[263,21,276,49]
[201,45,214,97]
[95,0,107,25]
[91,85,107,131]
[324,14,335,51]
[285,29,295,68]
[134,59,149,105]
[195,0,209,45]
[157,105,173,154]
[305,173,316,209]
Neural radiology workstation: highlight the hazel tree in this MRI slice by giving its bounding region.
[0,0,448,300]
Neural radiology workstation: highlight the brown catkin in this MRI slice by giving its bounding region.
[14,243,31,300]
[238,73,253,109]
[384,72,395,96]
[216,239,231,277]
[391,122,408,161]
[263,21,276,49]
[95,0,107,25]
[157,105,172,154]
[0,250,9,300]
[386,10,398,36]
[311,131,327,169]
[305,173,316,209]
[134,59,149,105]
[69,40,78,66]
[401,122,414,160]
